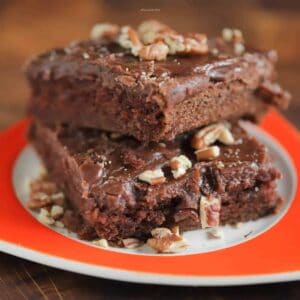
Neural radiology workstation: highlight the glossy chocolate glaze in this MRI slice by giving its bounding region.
[25,37,290,142]
[26,38,280,103]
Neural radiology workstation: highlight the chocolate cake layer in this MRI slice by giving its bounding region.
[25,37,290,142]
[28,121,282,241]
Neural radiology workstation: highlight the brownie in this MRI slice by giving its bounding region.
[25,34,290,142]
[28,121,282,242]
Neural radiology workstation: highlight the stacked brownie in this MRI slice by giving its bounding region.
[25,21,290,250]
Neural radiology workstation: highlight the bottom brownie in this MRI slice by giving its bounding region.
[28,121,282,243]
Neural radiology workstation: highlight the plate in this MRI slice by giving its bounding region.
[11,121,297,256]
[0,111,299,286]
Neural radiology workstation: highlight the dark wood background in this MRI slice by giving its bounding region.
[0,0,299,298]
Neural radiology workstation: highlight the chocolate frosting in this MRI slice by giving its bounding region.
[25,38,288,107]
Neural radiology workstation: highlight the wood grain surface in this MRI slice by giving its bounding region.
[0,0,299,299]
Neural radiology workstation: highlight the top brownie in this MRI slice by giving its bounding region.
[25,21,290,142]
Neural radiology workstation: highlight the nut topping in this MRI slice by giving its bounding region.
[50,205,64,220]
[232,29,243,42]
[30,177,58,194]
[38,208,55,225]
[199,196,221,228]
[139,41,169,61]
[171,225,180,236]
[27,192,53,209]
[222,28,244,43]
[92,239,109,248]
[28,175,65,209]
[170,155,192,179]
[222,28,245,55]
[222,28,233,42]
[90,20,209,61]
[151,227,173,238]
[164,32,208,55]
[29,174,67,229]
[191,122,235,150]
[117,26,143,56]
[207,227,224,239]
[138,168,166,185]
[147,227,189,253]
[191,123,224,149]
[49,192,65,206]
[122,238,142,249]
[90,23,120,40]
[195,146,220,161]
[182,33,208,54]
[163,33,185,54]
[54,221,64,228]
[234,43,245,55]
[138,20,173,44]
[218,127,235,145]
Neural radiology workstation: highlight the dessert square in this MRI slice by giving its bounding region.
[25,21,290,142]
[28,121,282,243]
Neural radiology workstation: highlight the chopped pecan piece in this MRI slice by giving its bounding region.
[138,168,166,185]
[122,238,142,249]
[38,208,55,225]
[191,123,224,149]
[191,122,234,150]
[234,43,245,55]
[28,175,65,208]
[27,192,52,209]
[222,28,244,43]
[169,155,192,179]
[206,227,224,239]
[218,127,235,145]
[182,33,208,54]
[50,205,64,220]
[92,239,109,248]
[139,41,169,61]
[164,32,208,55]
[117,26,143,56]
[195,146,220,161]
[90,23,120,40]
[199,196,221,228]
[138,20,173,44]
[147,227,189,253]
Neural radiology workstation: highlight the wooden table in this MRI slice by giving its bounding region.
[0,0,299,298]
